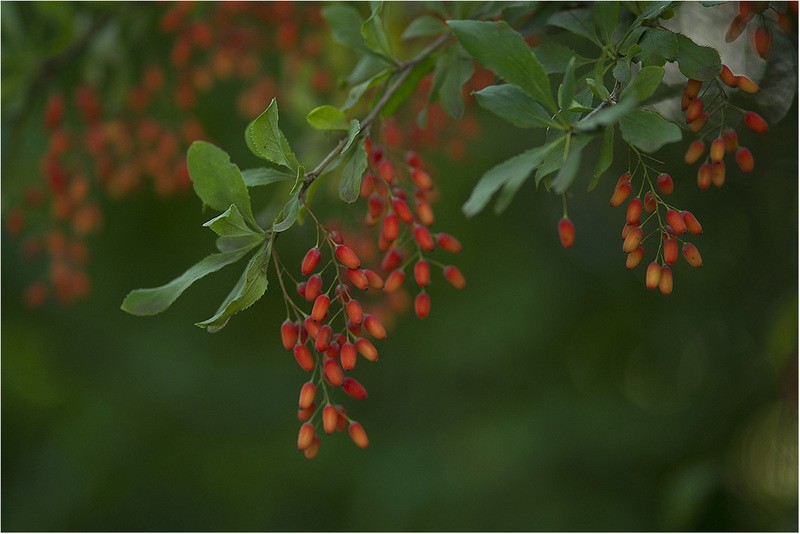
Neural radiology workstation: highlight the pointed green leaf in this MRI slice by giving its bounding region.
[448,20,557,113]
[547,8,599,45]
[339,136,368,203]
[438,44,474,119]
[551,136,585,194]
[245,99,300,172]
[620,65,665,102]
[361,3,394,60]
[636,28,678,66]
[381,56,436,116]
[612,59,631,83]
[120,245,257,316]
[241,167,295,188]
[474,84,553,128]
[619,109,682,152]
[203,204,262,238]
[187,141,257,227]
[588,125,615,191]
[273,193,302,233]
[306,105,350,131]
[586,77,611,102]
[535,42,590,74]
[558,57,577,114]
[674,34,721,81]
[401,14,447,40]
[574,96,636,132]
[216,234,264,252]
[322,4,367,52]
[492,144,556,214]
[341,69,389,111]
[593,1,620,44]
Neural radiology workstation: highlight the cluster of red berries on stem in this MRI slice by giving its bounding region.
[725,0,797,59]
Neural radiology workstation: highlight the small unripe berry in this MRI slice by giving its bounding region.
[414,259,430,287]
[346,268,369,290]
[710,138,725,163]
[626,198,643,225]
[415,292,431,319]
[682,243,703,267]
[558,218,575,249]
[342,377,368,400]
[735,147,754,172]
[659,265,673,296]
[723,129,738,152]
[364,314,387,339]
[346,299,363,324]
[301,247,321,275]
[355,337,378,361]
[685,140,705,164]
[685,79,702,99]
[324,357,344,386]
[626,245,645,269]
[643,192,657,214]
[743,111,768,133]
[299,381,316,409]
[443,265,466,289]
[384,269,405,293]
[622,226,643,253]
[340,342,357,370]
[381,247,402,272]
[315,324,333,352]
[645,261,661,289]
[281,320,299,350]
[610,182,632,207]
[392,197,414,224]
[311,294,331,321]
[413,224,434,251]
[323,404,338,434]
[348,421,369,448]
[293,344,314,371]
[298,422,315,450]
[685,98,704,123]
[737,76,760,94]
[681,211,703,235]
[306,274,323,301]
[697,164,712,190]
[657,173,673,195]
[335,244,360,269]
[436,233,462,253]
[664,238,679,265]
[719,64,737,87]
[382,214,399,241]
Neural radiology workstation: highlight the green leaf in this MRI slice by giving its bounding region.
[674,34,721,81]
[462,144,552,217]
[547,8,599,45]
[636,28,678,66]
[306,105,350,131]
[401,14,447,39]
[187,141,257,227]
[474,84,553,129]
[620,65,664,102]
[196,241,272,332]
[120,245,257,316]
[437,44,474,119]
[551,136,585,194]
[273,193,302,233]
[492,144,556,214]
[381,56,436,116]
[612,59,631,83]
[619,109,682,152]
[361,3,394,60]
[322,4,367,53]
[339,137,368,203]
[534,42,585,74]
[588,125,614,191]
[203,204,262,238]
[574,96,636,132]
[534,134,592,183]
[245,99,301,172]
[341,69,389,111]
[216,234,264,253]
[448,20,557,113]
[241,167,295,188]
[593,1,620,44]
[558,56,577,114]
[586,77,611,102]
[632,1,677,25]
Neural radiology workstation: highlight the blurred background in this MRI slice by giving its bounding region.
[2,2,797,531]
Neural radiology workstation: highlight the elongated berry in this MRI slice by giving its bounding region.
[293,344,314,371]
[281,320,299,350]
[697,164,712,190]
[323,404,338,434]
[346,268,369,290]
[364,269,384,289]
[324,357,344,386]
[558,218,575,249]
[384,269,405,293]
[335,244,360,269]
[626,198,643,225]
[622,226,643,253]
[723,129,738,152]
[298,402,315,421]
[311,294,330,321]
[306,274,322,301]
[645,261,661,289]
[665,210,687,234]
[685,140,705,164]
[413,224,434,251]
[664,238,678,264]
[743,111,768,133]
[392,197,413,224]
[411,168,433,190]
[735,147,754,172]
[626,245,645,269]
[346,299,363,324]
[414,259,430,287]
[415,292,431,319]
[659,265,673,296]
[348,421,369,448]
[301,247,321,275]
[415,198,435,226]
[342,377,368,400]
[406,151,423,168]
[657,173,673,195]
[381,247,402,272]
[367,194,385,220]
[299,381,316,409]
[364,314,387,339]
[685,79,702,99]
[682,243,703,267]
[329,230,345,245]
[719,64,737,87]
[737,76,760,95]
[436,233,462,253]
[686,98,704,123]
[681,90,691,111]
[689,112,708,133]
[617,172,632,186]
[726,14,749,42]
[681,211,703,234]
[340,342,357,370]
[710,139,725,163]
[355,337,378,361]
[298,422,315,450]
[711,161,726,187]
[304,435,320,460]
[304,316,321,339]
[643,192,656,214]
[315,324,333,352]
[443,265,466,289]
[610,182,632,207]
[378,159,395,183]
[382,214,399,241]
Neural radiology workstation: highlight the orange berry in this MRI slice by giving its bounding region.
[685,140,705,164]
[685,79,702,99]
[626,198,643,225]
[415,292,431,319]
[685,98,704,123]
[659,265,673,296]
[443,265,466,289]
[664,238,679,264]
[626,246,645,269]
[299,381,316,409]
[293,345,314,371]
[719,64,737,87]
[414,198,435,226]
[682,243,703,267]
[558,217,575,249]
[392,197,414,224]
[743,111,768,133]
[436,233,462,253]
[414,259,430,287]
[340,342,357,370]
[348,421,369,448]
[323,404,338,434]
[335,244,360,269]
[382,214,399,241]
[346,299,363,324]
[304,435,321,460]
[689,112,708,133]
[711,161,726,187]
[710,138,725,163]
[378,159,395,183]
[298,422,315,450]
[355,337,378,361]
[364,269,384,289]
[324,357,344,386]
[645,261,661,289]
[305,274,322,301]
[384,269,405,293]
[622,226,643,253]
[610,182,632,207]
[281,320,299,350]
[311,294,330,321]
[681,91,692,111]
[643,192,657,214]
[656,173,673,195]
[298,402,315,421]
[346,268,369,290]
[342,377,368,400]
[754,26,772,58]
[723,129,738,152]
[737,76,760,95]
[665,209,687,234]
[315,325,333,352]
[681,211,703,235]
[413,224,434,251]
[364,314,387,339]
[411,168,433,190]
[617,172,632,185]
[726,14,749,42]
[697,163,712,190]
[735,147,754,172]
[381,247,402,271]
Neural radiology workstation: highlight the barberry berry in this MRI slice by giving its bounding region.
[299,381,316,409]
[558,217,575,249]
[657,173,673,195]
[415,292,431,319]
[335,244,361,269]
[301,247,321,275]
[626,198,643,225]
[682,243,703,267]
[735,147,754,172]
[298,422,315,450]
[293,345,314,372]
[743,111,768,133]
[737,76,761,95]
[281,319,299,350]
[342,377,368,400]
[323,404,338,434]
[659,265,673,296]
[685,140,705,164]
[384,269,405,293]
[436,233,462,253]
[626,246,645,269]
[355,337,378,361]
[681,211,703,235]
[645,261,661,289]
[443,265,466,289]
[348,421,369,448]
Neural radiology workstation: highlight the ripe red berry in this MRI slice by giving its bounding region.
[737,76,761,95]
[304,317,321,339]
[681,211,703,235]
[436,233,462,253]
[324,357,344,386]
[311,294,330,321]
[645,261,661,289]
[293,344,314,371]
[664,238,679,265]
[659,265,673,296]
[643,192,657,214]
[443,265,466,289]
[355,337,378,361]
[281,320,299,350]
[348,421,369,448]
[610,182,632,207]
[686,98,704,123]
[298,403,315,422]
[305,274,323,301]
[315,325,333,352]
[342,377,368,400]
[298,422,315,450]
[414,198,435,226]
[299,381,316,409]
[304,435,320,460]
[364,314,387,339]
[558,217,575,249]
[411,168,433,190]
[626,246,645,269]
[340,342,357,370]
[335,244,360,269]
[381,247,402,272]
[711,161,726,187]
[685,79,702,99]
[617,172,632,185]
[626,198,643,225]
[743,111,768,133]
[723,129,738,152]
[719,64,738,87]
[415,292,431,319]
[346,299,363,324]
[382,214,399,241]
[735,147,754,172]
[392,197,414,224]
[685,140,705,164]
[378,159,395,183]
[682,243,703,267]
[710,139,725,163]
[657,173,673,195]
[413,224,434,251]
[689,112,709,133]
[726,14,749,42]
[414,259,430,287]
[697,164,712,190]
[323,404,338,434]
[665,210,687,234]
[406,151,423,168]
[622,226,643,253]
[364,269,384,289]
[301,247,321,275]
[346,268,369,290]
[384,269,405,293]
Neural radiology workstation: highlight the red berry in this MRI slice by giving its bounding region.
[324,357,344,386]
[726,14,749,42]
[415,292,431,319]
[406,151,423,168]
[610,182,632,207]
[689,112,709,133]
[413,224,434,251]
[414,198,435,226]
[311,294,330,321]
[697,164,712,190]
[355,337,378,361]
[719,64,737,87]
[723,129,738,152]
[711,161,726,187]
[364,269,384,289]
[411,168,433,190]
[293,345,314,371]
[315,324,333,352]
[335,244,360,269]
[681,211,703,235]
[414,259,430,287]
[657,173,673,195]
[665,209,687,234]
[626,198,643,225]
[436,233,462,253]
[392,197,413,224]
[304,435,320,460]
[342,377,368,400]
[323,404,338,434]
[643,192,657,214]
[686,98,704,123]
[301,247,321,275]
[664,238,679,265]
[710,139,725,163]
[382,214,399,241]
[340,342,357,370]
[659,265,673,296]
[378,159,395,183]
[645,261,661,289]
[754,26,772,58]
[348,421,369,448]
[364,314,387,339]
[737,76,760,95]
[443,265,466,289]
[682,243,703,267]
[281,320,299,350]
[685,79,702,99]
[298,422,315,450]
[622,226,643,253]
[299,381,316,409]
[346,268,369,290]
[384,269,405,293]
[298,402,315,422]
[743,111,768,133]
[381,247,402,272]
[306,274,323,301]
[735,147,754,172]
[345,299,363,324]
[558,218,575,249]
[626,246,645,269]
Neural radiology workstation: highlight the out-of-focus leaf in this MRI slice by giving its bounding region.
[474,84,553,128]
[322,4,367,52]
[593,1,620,44]
[401,14,447,39]
[620,65,664,102]
[437,44,474,119]
[619,109,682,152]
[548,8,598,45]
[551,136,585,194]
[241,167,295,188]
[306,105,350,131]
[589,125,614,191]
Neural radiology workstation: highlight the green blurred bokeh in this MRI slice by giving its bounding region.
[2,2,797,531]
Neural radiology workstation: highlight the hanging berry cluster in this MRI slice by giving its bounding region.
[725,0,796,59]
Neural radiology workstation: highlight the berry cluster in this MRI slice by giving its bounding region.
[725,0,797,59]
